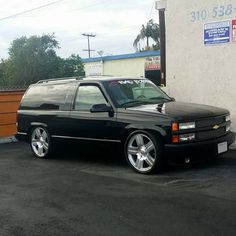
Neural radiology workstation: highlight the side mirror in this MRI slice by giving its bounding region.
[170,97,175,101]
[90,104,113,113]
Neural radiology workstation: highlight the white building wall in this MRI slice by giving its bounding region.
[165,0,236,135]
[84,62,103,77]
[83,58,146,78]
[103,58,146,77]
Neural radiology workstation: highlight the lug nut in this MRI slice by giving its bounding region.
[185,158,190,164]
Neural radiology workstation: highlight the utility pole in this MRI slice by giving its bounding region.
[82,33,96,58]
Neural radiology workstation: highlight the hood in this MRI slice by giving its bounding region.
[126,101,229,120]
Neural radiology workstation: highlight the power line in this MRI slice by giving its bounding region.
[149,0,156,18]
[61,24,142,43]
[82,33,96,58]
[14,0,112,19]
[70,0,111,12]
[0,0,65,22]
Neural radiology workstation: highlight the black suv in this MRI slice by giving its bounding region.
[16,77,235,174]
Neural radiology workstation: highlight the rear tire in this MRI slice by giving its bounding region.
[125,130,164,174]
[30,127,52,158]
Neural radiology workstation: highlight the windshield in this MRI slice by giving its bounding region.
[106,79,171,107]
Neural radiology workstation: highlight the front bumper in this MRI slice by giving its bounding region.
[165,132,236,164]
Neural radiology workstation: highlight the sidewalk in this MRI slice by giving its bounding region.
[0,136,17,144]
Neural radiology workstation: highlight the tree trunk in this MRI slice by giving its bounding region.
[146,37,149,50]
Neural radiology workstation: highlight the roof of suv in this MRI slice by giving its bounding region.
[36,76,146,85]
[84,76,145,82]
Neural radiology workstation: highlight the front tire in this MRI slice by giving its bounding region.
[30,127,51,158]
[125,131,163,174]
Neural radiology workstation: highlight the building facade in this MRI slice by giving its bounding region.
[82,51,161,85]
[158,0,236,139]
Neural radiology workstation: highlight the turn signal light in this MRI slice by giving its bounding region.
[172,135,179,143]
[172,122,179,131]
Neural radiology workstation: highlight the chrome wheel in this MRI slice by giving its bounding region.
[127,133,157,173]
[31,127,49,158]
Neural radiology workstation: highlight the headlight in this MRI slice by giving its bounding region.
[226,124,231,132]
[226,115,230,122]
[179,133,195,141]
[179,122,195,130]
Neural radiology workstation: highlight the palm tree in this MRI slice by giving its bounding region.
[133,19,160,51]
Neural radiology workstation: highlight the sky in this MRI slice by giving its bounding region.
[0,0,159,59]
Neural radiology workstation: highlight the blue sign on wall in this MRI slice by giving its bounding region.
[204,20,230,45]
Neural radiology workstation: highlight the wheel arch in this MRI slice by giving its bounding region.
[121,124,167,145]
[27,122,48,141]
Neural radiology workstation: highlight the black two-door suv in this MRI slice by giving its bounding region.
[16,77,235,174]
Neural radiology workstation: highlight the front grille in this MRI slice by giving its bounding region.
[196,115,227,141]
[196,116,225,128]
[197,127,226,140]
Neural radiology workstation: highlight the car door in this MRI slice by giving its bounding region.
[69,83,120,143]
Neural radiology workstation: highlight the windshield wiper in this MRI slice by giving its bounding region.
[120,100,151,107]
[149,97,172,102]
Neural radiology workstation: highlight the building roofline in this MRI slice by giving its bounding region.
[82,50,160,63]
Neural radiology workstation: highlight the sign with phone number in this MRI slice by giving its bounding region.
[204,20,230,45]
[204,20,236,45]
[190,3,236,22]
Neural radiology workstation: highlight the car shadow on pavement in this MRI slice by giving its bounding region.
[50,141,128,168]
[46,141,236,175]
[10,137,229,176]
[164,150,236,174]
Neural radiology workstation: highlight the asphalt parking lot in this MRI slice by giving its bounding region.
[0,142,236,236]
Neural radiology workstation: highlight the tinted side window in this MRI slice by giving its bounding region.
[21,83,71,110]
[74,85,107,111]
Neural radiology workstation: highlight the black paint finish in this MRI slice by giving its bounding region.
[16,77,235,161]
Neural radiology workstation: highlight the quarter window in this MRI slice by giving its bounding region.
[20,84,71,110]
[74,85,107,111]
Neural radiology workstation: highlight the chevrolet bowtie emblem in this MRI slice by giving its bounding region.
[213,124,220,130]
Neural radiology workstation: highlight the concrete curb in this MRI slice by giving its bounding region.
[0,136,17,144]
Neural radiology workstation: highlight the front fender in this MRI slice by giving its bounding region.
[122,124,168,143]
